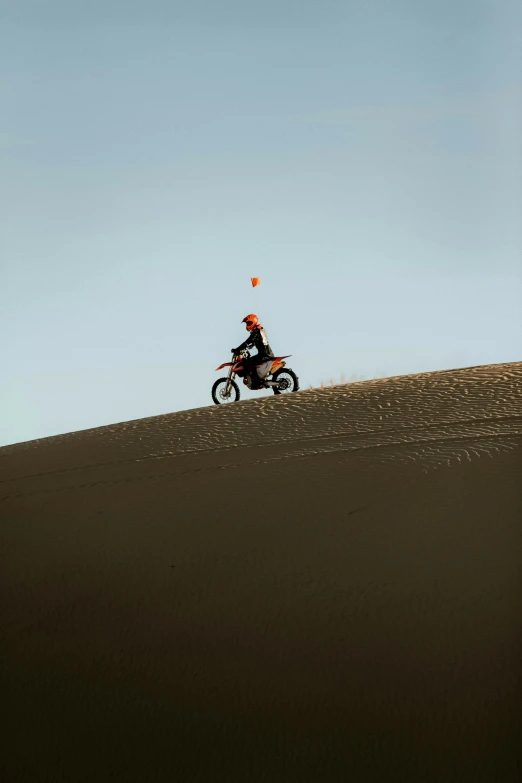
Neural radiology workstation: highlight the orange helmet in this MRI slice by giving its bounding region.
[242,313,259,332]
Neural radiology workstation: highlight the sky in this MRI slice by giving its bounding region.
[1,0,521,446]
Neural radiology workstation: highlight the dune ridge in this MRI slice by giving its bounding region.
[1,362,521,782]
[1,362,521,493]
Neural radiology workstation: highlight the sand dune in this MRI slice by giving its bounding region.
[1,362,521,781]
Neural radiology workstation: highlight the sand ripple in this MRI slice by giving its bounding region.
[1,362,521,500]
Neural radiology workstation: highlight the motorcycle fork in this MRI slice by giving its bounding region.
[225,370,235,395]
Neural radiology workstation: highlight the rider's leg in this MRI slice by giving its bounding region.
[245,358,263,389]
[251,363,263,389]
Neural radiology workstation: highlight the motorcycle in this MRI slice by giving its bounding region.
[212,350,299,404]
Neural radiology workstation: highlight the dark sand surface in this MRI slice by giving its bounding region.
[1,363,521,781]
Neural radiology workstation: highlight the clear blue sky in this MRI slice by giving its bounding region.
[2,0,521,446]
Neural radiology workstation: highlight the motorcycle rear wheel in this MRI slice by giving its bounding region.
[212,377,240,405]
[272,368,299,395]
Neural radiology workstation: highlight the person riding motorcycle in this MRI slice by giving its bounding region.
[232,314,274,389]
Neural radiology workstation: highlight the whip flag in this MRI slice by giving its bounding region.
[251,277,261,287]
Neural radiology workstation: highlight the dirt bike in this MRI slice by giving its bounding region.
[212,350,299,404]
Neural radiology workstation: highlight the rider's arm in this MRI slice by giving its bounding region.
[233,334,254,354]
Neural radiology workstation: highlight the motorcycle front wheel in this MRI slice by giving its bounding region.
[212,377,240,405]
[272,368,299,395]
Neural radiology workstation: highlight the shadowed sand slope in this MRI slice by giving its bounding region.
[1,363,521,781]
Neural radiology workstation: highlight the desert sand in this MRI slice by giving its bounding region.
[1,362,521,782]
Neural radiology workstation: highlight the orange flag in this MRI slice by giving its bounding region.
[251,277,261,287]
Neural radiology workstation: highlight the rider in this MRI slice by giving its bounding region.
[232,314,274,389]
